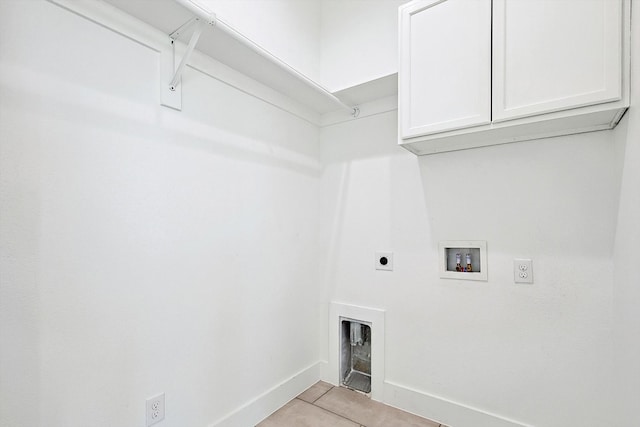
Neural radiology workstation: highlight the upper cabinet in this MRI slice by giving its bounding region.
[399,0,492,138]
[399,0,630,155]
[492,0,623,122]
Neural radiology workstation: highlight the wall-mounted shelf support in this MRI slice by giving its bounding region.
[169,17,197,42]
[160,3,216,111]
[161,14,214,110]
[168,18,205,91]
[159,0,359,117]
[169,0,358,117]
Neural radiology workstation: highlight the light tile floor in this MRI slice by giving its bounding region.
[257,382,447,427]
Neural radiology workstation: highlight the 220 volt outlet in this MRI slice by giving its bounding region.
[514,259,533,284]
[375,252,394,271]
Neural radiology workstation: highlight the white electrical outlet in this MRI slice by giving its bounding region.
[514,259,533,284]
[375,252,394,271]
[146,393,165,426]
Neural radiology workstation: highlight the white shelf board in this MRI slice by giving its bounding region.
[332,73,398,107]
[103,0,350,114]
[320,74,399,126]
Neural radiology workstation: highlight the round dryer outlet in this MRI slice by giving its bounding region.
[375,252,393,271]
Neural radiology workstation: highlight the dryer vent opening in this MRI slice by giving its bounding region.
[340,319,371,394]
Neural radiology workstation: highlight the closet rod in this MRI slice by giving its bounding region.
[173,0,359,117]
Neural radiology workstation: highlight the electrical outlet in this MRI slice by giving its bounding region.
[375,252,393,271]
[514,259,533,284]
[146,393,165,426]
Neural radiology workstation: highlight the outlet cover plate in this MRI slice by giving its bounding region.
[146,393,165,426]
[514,259,533,284]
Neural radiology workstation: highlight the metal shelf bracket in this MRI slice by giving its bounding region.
[169,18,206,91]
[169,17,198,42]
[159,3,359,117]
[160,15,215,110]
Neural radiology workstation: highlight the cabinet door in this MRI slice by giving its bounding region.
[492,0,623,122]
[399,0,491,138]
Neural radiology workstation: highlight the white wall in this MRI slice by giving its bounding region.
[2,1,637,427]
[200,0,322,82]
[0,1,322,426]
[319,113,619,426]
[199,0,409,93]
[611,1,640,424]
[318,2,640,425]
[320,0,410,92]
[199,0,410,93]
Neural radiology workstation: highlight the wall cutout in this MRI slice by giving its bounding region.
[328,303,385,400]
[340,319,372,394]
[438,241,488,281]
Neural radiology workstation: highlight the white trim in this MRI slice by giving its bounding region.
[45,0,162,52]
[319,360,331,384]
[328,302,386,401]
[399,106,627,155]
[208,362,321,427]
[383,380,533,427]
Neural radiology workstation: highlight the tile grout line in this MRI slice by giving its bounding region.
[310,385,335,404]
[314,386,442,427]
[294,397,364,426]
[309,388,372,427]
[291,383,442,427]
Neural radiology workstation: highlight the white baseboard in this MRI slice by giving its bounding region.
[383,381,532,427]
[322,359,530,427]
[208,362,321,427]
[205,359,529,427]
[318,360,334,385]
